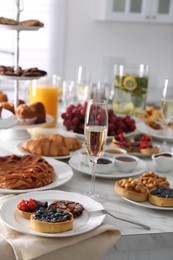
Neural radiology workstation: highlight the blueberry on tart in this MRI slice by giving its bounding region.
[30,208,74,233]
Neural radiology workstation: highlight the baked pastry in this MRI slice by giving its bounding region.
[16,104,37,125]
[21,137,70,156]
[17,198,48,219]
[138,171,170,191]
[30,102,46,123]
[48,200,84,218]
[18,19,44,27]
[110,133,131,152]
[130,141,140,153]
[0,91,8,102]
[0,101,15,114]
[46,134,82,151]
[148,187,173,207]
[0,17,17,25]
[0,154,55,189]
[115,178,149,202]
[140,146,160,155]
[30,208,73,233]
[0,65,47,77]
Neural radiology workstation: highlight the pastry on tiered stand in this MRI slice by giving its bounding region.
[115,178,149,202]
[138,171,170,191]
[30,208,74,233]
[148,187,173,207]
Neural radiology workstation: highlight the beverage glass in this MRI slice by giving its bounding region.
[113,64,149,115]
[76,66,90,103]
[161,79,173,150]
[84,99,108,198]
[29,76,61,127]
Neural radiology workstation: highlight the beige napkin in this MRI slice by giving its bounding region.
[0,195,121,260]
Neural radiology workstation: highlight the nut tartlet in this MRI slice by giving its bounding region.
[30,208,74,233]
[148,187,173,207]
[115,178,149,202]
[138,171,170,191]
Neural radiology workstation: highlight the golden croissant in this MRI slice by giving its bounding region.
[22,137,70,156]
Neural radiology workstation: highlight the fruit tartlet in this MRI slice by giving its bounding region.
[139,135,159,155]
[148,187,173,207]
[138,171,170,191]
[115,178,149,202]
[48,200,84,218]
[17,198,48,219]
[30,208,74,233]
[111,133,131,152]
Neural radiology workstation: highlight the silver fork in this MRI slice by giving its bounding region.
[89,209,150,230]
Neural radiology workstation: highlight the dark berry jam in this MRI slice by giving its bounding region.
[97,158,112,164]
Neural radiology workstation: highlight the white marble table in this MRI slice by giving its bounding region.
[0,127,173,260]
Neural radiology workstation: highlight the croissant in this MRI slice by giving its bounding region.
[63,137,82,151]
[47,134,82,151]
[21,137,70,156]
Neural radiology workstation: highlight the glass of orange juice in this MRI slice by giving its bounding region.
[29,76,62,128]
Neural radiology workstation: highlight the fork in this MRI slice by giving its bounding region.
[89,209,150,230]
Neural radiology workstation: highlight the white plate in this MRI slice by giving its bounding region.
[0,24,44,31]
[14,114,53,129]
[122,197,173,211]
[16,142,84,160]
[0,109,17,129]
[0,190,105,237]
[0,157,73,194]
[137,121,173,142]
[69,154,147,179]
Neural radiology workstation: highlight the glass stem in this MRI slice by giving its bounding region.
[91,157,97,195]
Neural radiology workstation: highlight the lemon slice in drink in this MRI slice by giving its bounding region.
[121,102,134,114]
[123,76,137,91]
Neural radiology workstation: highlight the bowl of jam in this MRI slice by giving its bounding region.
[88,157,114,174]
[114,154,139,172]
[103,147,127,159]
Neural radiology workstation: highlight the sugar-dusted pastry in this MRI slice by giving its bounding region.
[115,178,149,202]
[16,104,37,125]
[30,208,73,233]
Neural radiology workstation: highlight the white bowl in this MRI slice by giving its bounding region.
[152,152,173,172]
[79,149,89,166]
[114,154,139,173]
[103,147,127,159]
[88,156,114,174]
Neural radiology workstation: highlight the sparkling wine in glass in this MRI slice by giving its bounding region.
[84,99,108,198]
[161,79,173,150]
[76,66,90,103]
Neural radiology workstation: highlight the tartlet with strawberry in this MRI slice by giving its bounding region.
[17,198,48,219]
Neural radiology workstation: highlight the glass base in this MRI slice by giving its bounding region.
[84,191,100,199]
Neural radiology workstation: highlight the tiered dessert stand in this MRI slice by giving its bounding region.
[0,0,49,140]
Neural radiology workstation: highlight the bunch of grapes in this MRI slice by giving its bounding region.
[61,103,136,136]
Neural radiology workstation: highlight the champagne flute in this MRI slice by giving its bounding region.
[161,79,173,151]
[76,66,90,103]
[84,99,108,198]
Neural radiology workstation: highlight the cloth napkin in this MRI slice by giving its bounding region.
[0,195,121,260]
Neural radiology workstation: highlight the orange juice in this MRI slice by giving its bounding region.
[29,84,60,128]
